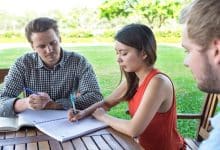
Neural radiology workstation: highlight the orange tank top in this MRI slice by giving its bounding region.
[128,69,185,150]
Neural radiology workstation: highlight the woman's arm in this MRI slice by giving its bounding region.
[68,81,127,121]
[93,74,173,137]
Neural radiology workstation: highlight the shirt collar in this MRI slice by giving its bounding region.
[35,48,66,69]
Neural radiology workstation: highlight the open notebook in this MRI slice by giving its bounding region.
[0,116,34,132]
[19,109,108,142]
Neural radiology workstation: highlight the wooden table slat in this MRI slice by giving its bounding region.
[5,131,16,138]
[108,128,141,150]
[0,127,141,150]
[15,144,25,150]
[38,141,50,150]
[26,127,38,150]
[14,129,26,150]
[16,129,26,137]
[36,130,44,135]
[27,143,38,150]
[92,135,111,150]
[0,134,54,146]
[26,128,37,136]
[49,140,62,150]
[3,145,14,150]
[72,138,87,150]
[102,134,124,150]
[82,136,99,150]
[0,132,5,139]
[61,141,74,150]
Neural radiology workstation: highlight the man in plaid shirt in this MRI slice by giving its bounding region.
[0,17,103,117]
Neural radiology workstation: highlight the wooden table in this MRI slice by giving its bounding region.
[0,127,141,150]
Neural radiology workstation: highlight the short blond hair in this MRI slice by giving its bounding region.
[180,0,220,49]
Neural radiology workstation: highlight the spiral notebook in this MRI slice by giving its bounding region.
[19,109,108,142]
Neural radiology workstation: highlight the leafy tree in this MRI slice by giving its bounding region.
[99,0,182,28]
[99,0,133,20]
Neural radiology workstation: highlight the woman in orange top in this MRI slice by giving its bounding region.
[68,24,185,150]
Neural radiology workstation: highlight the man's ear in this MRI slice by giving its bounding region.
[31,44,35,51]
[213,39,220,64]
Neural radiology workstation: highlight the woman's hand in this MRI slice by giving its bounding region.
[67,108,86,122]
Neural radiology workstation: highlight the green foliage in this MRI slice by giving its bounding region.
[155,30,181,43]
[99,0,182,28]
[0,31,26,43]
[101,29,115,38]
[0,29,182,43]
[0,31,23,38]
[135,0,181,28]
[65,30,93,38]
[99,0,132,20]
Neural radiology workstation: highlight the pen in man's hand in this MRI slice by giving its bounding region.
[23,87,39,95]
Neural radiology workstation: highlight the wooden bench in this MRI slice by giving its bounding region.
[0,68,9,83]
[178,93,219,150]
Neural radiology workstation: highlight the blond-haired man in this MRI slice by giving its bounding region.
[180,0,220,149]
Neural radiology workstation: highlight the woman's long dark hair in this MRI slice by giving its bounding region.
[115,24,157,100]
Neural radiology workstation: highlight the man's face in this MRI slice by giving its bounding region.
[31,29,61,69]
[181,26,219,93]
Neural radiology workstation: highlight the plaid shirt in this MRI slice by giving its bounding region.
[0,49,103,117]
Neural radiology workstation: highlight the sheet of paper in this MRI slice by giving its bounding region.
[18,109,107,142]
[18,109,67,123]
[35,116,107,142]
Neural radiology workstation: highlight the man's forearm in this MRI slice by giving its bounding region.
[14,98,28,113]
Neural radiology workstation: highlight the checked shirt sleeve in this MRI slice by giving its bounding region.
[75,56,103,110]
[0,58,26,117]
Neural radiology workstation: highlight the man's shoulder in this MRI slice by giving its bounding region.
[18,52,37,61]
[199,113,220,149]
[211,113,220,128]
[15,52,37,66]
[63,50,86,62]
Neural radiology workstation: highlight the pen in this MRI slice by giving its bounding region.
[70,93,79,116]
[23,87,38,95]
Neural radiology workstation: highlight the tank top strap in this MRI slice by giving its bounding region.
[141,68,160,88]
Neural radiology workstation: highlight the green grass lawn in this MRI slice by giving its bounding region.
[0,45,204,138]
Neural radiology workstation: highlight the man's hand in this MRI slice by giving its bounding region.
[26,92,51,110]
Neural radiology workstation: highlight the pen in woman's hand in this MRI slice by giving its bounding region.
[70,94,77,114]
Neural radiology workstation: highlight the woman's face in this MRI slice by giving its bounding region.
[115,41,147,73]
